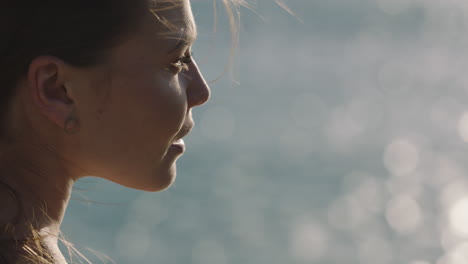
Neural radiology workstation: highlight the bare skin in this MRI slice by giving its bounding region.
[0,0,209,262]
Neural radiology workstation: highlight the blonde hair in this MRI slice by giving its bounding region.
[0,198,98,264]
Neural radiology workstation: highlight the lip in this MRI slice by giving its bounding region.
[169,138,185,153]
[169,120,193,154]
[173,121,194,141]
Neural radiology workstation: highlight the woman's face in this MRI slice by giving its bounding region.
[66,0,210,191]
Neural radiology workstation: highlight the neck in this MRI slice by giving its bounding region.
[0,143,75,263]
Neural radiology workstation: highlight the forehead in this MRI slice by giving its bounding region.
[147,0,196,42]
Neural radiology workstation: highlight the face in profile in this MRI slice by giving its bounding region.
[66,0,210,191]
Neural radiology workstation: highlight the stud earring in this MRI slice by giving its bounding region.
[64,116,80,134]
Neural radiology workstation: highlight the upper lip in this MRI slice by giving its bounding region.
[174,121,194,141]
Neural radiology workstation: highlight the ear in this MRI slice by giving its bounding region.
[26,56,75,130]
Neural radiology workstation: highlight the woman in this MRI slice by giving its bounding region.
[0,0,217,262]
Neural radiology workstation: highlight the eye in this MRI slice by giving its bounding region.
[167,53,193,74]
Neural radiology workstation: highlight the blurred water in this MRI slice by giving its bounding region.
[61,0,468,263]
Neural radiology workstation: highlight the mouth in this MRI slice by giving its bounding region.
[169,121,194,153]
[169,138,186,153]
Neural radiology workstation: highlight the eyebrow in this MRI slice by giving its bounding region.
[167,28,197,54]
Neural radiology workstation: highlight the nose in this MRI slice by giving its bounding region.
[186,60,211,108]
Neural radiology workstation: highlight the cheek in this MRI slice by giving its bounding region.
[123,72,187,144]
[143,74,187,139]
[76,70,188,181]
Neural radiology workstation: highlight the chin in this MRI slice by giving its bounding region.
[101,159,179,192]
[141,164,177,192]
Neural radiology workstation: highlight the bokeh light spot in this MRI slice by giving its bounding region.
[324,106,365,152]
[439,180,468,212]
[457,112,468,143]
[327,195,369,231]
[385,194,422,234]
[290,221,329,262]
[449,196,468,237]
[383,139,419,176]
[437,242,468,264]
[357,236,393,264]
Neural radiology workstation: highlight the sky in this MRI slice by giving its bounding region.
[61,1,468,263]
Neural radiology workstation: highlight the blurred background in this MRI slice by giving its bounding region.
[61,0,468,263]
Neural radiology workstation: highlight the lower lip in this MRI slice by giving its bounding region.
[169,139,185,153]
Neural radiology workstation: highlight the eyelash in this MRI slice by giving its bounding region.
[168,53,193,74]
